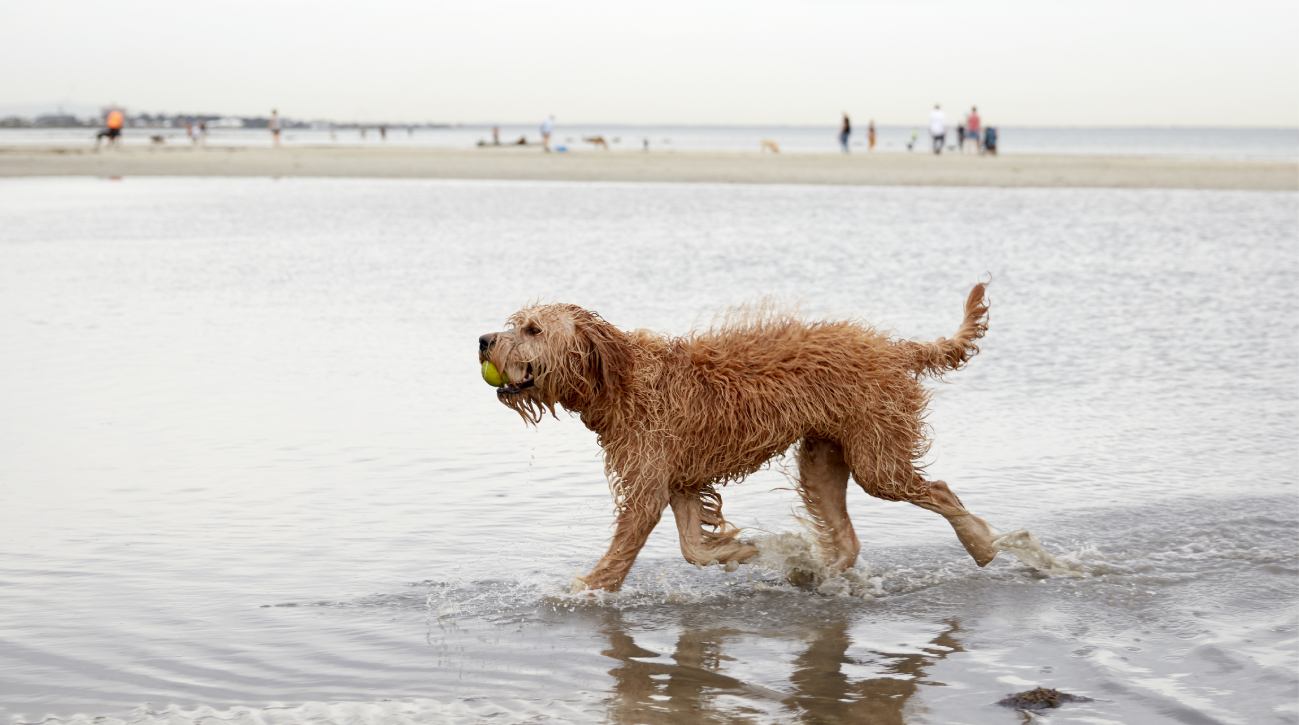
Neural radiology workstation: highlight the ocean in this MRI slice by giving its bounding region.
[0,177,1296,723]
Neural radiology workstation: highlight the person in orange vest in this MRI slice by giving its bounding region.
[96,108,125,149]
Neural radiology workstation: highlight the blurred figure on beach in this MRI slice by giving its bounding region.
[983,125,998,155]
[540,115,555,152]
[839,113,851,153]
[185,120,195,144]
[906,129,918,151]
[491,126,501,146]
[197,120,207,146]
[929,104,945,154]
[957,123,966,151]
[379,125,387,141]
[94,107,125,149]
[966,106,982,153]
[867,120,876,151]
[269,109,281,147]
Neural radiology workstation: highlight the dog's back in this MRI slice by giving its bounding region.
[632,287,989,484]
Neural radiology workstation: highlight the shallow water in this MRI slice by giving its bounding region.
[0,178,1296,723]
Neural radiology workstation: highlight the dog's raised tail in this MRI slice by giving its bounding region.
[902,283,989,376]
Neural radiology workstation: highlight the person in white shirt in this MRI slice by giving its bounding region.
[540,115,555,152]
[269,109,282,148]
[929,104,945,155]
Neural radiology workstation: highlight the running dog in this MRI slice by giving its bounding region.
[478,284,1000,591]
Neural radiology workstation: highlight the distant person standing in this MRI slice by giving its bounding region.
[379,125,387,141]
[983,126,998,155]
[839,113,851,153]
[95,107,125,149]
[269,109,282,147]
[491,126,501,146]
[540,115,555,152]
[957,123,966,151]
[197,120,207,146]
[929,104,945,155]
[867,119,877,151]
[966,106,982,153]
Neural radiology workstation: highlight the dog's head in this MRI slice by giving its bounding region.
[478,304,632,423]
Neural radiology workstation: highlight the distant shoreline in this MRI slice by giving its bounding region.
[1,145,1294,190]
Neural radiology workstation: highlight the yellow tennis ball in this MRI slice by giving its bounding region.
[481,360,506,387]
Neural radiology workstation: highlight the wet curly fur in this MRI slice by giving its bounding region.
[479,283,1000,591]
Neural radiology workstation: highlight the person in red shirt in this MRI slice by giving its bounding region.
[966,106,982,153]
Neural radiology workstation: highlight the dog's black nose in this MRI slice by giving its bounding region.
[479,333,497,352]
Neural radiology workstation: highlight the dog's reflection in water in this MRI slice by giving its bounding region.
[785,617,964,724]
[596,607,964,724]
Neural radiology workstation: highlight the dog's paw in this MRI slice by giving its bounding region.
[569,576,590,593]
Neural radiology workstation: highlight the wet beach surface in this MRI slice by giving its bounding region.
[3,145,1296,191]
[1,178,1296,723]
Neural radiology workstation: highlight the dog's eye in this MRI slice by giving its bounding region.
[524,324,542,336]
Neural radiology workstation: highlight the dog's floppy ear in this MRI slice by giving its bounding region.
[574,309,632,397]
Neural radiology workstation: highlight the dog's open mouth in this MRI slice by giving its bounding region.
[497,363,535,396]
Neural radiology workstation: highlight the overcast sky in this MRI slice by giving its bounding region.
[3,0,1296,126]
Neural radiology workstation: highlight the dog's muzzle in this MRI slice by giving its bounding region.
[497,363,535,396]
[478,332,536,395]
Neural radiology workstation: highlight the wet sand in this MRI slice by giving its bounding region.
[1,144,1295,190]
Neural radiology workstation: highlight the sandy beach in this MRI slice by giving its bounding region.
[1,145,1294,190]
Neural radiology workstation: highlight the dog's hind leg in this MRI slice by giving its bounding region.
[843,436,998,566]
[851,465,998,567]
[670,487,758,571]
[906,478,998,566]
[795,438,860,571]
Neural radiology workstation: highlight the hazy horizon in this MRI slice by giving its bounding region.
[3,103,1297,130]
[4,0,1297,128]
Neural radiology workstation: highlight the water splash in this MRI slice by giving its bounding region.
[748,531,885,598]
[421,526,1094,622]
[992,529,1087,577]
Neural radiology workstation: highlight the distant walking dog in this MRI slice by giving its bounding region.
[760,139,781,154]
[478,284,1000,591]
[583,135,610,150]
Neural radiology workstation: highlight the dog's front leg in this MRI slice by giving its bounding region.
[575,489,668,592]
[670,490,758,571]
